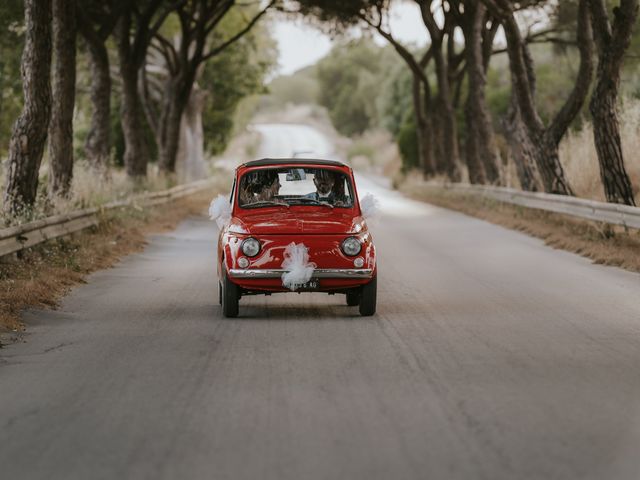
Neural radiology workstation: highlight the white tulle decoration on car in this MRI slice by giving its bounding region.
[281,242,316,291]
[209,194,231,229]
[360,193,380,223]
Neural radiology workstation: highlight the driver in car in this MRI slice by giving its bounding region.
[305,169,349,206]
[306,169,337,203]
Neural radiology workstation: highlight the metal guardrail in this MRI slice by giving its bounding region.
[5,177,636,258]
[426,183,640,229]
[0,178,215,258]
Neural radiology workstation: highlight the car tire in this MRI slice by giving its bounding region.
[359,276,377,317]
[222,270,240,318]
[346,290,360,306]
[218,281,223,305]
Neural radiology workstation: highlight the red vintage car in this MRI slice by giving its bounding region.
[216,158,377,318]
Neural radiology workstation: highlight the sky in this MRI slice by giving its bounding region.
[271,3,429,76]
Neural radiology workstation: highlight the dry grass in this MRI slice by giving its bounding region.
[560,99,640,203]
[0,162,181,227]
[0,190,215,339]
[401,181,640,274]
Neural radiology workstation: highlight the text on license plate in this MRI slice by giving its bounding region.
[299,278,320,290]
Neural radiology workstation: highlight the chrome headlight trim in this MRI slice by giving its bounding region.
[241,237,261,257]
[341,236,362,256]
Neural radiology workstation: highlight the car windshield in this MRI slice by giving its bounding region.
[238,167,354,209]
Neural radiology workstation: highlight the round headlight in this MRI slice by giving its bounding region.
[241,237,261,257]
[237,257,250,268]
[341,236,362,256]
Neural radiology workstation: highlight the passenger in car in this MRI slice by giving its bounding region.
[239,172,260,205]
[257,171,282,201]
[241,170,283,205]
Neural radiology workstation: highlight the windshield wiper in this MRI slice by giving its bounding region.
[243,200,290,209]
[291,198,334,208]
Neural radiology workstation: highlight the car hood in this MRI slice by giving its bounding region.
[229,211,366,235]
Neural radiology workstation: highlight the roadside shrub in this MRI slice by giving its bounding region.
[397,114,419,173]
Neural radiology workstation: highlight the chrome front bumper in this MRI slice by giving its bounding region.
[229,268,374,279]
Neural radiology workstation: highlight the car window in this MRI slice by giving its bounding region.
[238,167,354,209]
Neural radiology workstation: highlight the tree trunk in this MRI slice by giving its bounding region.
[176,85,207,183]
[464,99,487,184]
[366,19,437,177]
[143,62,197,175]
[483,0,593,194]
[463,1,501,185]
[119,64,148,177]
[519,40,575,195]
[433,49,462,182]
[411,72,435,177]
[3,0,52,215]
[502,96,542,192]
[494,6,576,195]
[536,132,574,195]
[590,87,636,205]
[588,0,638,205]
[421,102,436,179]
[84,36,111,173]
[157,84,187,175]
[504,101,573,196]
[116,15,148,178]
[430,101,447,175]
[419,4,462,182]
[48,0,76,198]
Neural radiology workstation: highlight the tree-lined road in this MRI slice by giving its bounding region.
[2,125,640,480]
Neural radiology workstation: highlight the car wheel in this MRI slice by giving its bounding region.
[346,290,360,306]
[218,281,223,305]
[222,270,240,318]
[359,276,377,317]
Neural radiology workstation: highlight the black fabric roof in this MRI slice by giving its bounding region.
[241,158,348,168]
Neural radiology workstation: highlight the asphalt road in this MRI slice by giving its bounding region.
[2,125,640,480]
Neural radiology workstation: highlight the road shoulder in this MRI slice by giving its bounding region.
[0,189,218,343]
[400,182,640,275]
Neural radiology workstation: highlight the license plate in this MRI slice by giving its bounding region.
[299,278,320,290]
